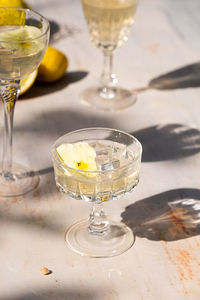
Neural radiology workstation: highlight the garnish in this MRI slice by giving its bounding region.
[56,142,97,177]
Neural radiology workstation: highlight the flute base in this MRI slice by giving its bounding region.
[81,86,137,112]
[0,162,39,197]
[65,219,135,258]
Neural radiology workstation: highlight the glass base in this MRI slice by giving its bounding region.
[0,162,39,197]
[65,219,135,258]
[81,86,137,112]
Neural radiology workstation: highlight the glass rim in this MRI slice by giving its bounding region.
[0,7,50,42]
[51,127,142,175]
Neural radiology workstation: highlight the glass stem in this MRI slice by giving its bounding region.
[0,80,20,179]
[99,52,118,99]
[88,202,110,235]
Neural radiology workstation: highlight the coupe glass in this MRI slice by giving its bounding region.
[0,7,49,197]
[52,128,142,257]
[81,0,139,111]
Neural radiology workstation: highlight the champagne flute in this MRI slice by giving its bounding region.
[0,7,49,197]
[81,0,139,111]
[52,128,142,257]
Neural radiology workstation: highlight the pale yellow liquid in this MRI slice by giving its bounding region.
[81,0,138,52]
[0,26,46,80]
[54,141,140,202]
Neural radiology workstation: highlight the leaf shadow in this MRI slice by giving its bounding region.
[132,123,200,162]
[121,188,200,241]
[135,61,200,92]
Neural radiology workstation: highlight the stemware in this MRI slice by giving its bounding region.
[81,0,139,111]
[0,7,49,197]
[52,128,142,257]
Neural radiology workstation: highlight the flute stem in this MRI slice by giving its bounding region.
[99,52,118,99]
[0,80,20,179]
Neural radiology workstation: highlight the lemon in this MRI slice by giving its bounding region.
[38,46,68,82]
[0,8,25,26]
[20,69,38,95]
[0,0,29,8]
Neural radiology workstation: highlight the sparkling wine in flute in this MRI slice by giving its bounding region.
[82,0,138,52]
[81,0,139,111]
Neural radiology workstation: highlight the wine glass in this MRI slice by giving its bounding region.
[81,0,139,111]
[0,7,49,197]
[51,128,142,257]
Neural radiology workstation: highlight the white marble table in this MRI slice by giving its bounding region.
[1,0,200,299]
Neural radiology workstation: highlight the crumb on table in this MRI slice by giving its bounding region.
[41,267,52,275]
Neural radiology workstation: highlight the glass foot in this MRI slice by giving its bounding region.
[65,219,135,257]
[0,162,39,197]
[81,86,137,111]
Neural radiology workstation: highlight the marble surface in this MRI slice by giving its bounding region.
[1,0,200,299]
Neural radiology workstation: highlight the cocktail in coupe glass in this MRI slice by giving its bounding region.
[0,7,49,197]
[52,128,142,257]
[81,0,139,111]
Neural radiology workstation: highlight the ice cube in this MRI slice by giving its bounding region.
[95,147,112,167]
[112,143,128,158]
[96,148,112,157]
[100,159,120,171]
[90,142,108,152]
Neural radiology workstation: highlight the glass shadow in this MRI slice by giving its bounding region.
[121,188,200,241]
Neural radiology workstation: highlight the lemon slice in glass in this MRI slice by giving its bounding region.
[0,25,43,55]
